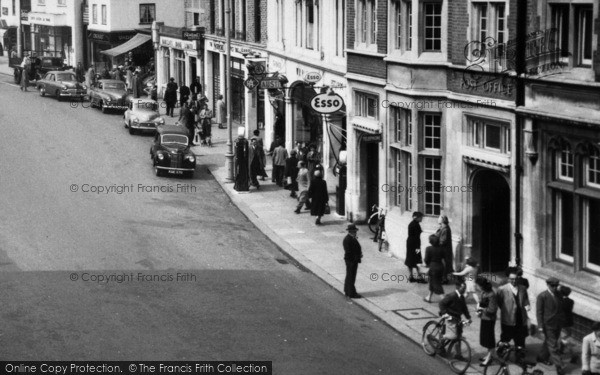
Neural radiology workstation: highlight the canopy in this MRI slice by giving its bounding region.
[100,33,151,57]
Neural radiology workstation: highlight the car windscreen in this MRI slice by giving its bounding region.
[103,83,125,90]
[161,134,188,146]
[56,73,76,81]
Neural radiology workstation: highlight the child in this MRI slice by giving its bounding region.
[558,285,578,364]
[453,257,480,306]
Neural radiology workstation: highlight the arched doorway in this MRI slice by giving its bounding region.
[472,169,511,273]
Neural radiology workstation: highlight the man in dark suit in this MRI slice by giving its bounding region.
[536,277,565,375]
[439,280,472,340]
[343,224,362,299]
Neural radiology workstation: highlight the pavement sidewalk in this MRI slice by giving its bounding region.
[193,131,582,375]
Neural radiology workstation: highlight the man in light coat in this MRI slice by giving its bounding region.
[496,267,530,357]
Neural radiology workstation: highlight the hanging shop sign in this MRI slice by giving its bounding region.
[310,93,344,114]
[303,71,322,83]
[182,28,204,41]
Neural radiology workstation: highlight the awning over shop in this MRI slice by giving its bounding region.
[100,33,151,57]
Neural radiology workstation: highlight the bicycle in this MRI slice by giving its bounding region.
[483,342,543,375]
[368,204,385,233]
[422,315,472,374]
[368,204,387,252]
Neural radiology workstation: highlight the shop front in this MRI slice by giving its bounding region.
[156,35,201,98]
[27,12,74,65]
[87,30,136,69]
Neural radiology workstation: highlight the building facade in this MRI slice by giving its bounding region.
[23,0,84,66]
[265,0,347,189]
[0,0,27,54]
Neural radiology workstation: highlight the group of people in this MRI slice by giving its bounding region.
[77,61,149,98]
[18,52,41,92]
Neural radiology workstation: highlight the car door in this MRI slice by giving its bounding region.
[45,73,56,95]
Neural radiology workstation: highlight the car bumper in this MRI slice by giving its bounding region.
[59,91,86,97]
[131,122,160,130]
[105,104,128,109]
[156,166,195,175]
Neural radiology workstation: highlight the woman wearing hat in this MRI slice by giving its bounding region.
[405,212,425,283]
[343,224,362,299]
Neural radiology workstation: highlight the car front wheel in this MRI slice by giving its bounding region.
[128,121,136,135]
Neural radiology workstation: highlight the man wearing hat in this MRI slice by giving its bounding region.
[343,224,363,299]
[536,277,566,374]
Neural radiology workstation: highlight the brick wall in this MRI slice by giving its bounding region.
[448,0,468,65]
[348,53,386,78]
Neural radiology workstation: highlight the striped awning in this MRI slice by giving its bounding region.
[100,33,151,57]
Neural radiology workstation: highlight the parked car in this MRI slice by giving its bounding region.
[124,98,165,134]
[89,79,129,113]
[150,125,196,177]
[36,71,86,100]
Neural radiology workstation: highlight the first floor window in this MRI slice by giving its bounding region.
[140,4,156,24]
[423,2,442,51]
[92,4,97,24]
[587,148,600,187]
[555,191,574,262]
[576,6,593,66]
[424,157,442,215]
[423,113,441,149]
[393,151,413,210]
[468,117,511,154]
[354,91,378,119]
[558,144,574,181]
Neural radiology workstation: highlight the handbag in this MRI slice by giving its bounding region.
[324,203,331,215]
[286,176,292,185]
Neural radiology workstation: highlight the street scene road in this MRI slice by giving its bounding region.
[0,77,449,374]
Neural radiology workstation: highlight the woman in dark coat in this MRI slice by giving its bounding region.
[284,150,299,198]
[476,277,498,366]
[307,170,328,225]
[423,234,445,302]
[435,215,454,283]
[406,211,425,283]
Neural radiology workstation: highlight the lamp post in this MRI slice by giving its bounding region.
[225,0,234,181]
[151,21,163,98]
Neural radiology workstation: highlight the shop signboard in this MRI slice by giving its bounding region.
[303,72,322,83]
[258,77,282,90]
[310,93,344,114]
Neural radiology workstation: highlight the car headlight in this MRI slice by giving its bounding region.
[157,153,165,160]
[132,117,139,123]
[186,155,195,163]
[62,85,68,90]
[157,117,165,124]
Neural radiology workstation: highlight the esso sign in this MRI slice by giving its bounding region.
[303,72,322,83]
[310,93,344,114]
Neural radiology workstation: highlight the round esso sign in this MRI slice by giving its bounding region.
[310,93,344,114]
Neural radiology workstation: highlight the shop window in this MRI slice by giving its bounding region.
[423,2,442,52]
[140,4,156,25]
[423,157,441,215]
[423,113,441,149]
[555,191,574,262]
[354,91,378,120]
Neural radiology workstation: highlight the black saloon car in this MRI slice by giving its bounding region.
[150,126,196,177]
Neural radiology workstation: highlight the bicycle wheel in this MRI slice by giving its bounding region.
[447,338,472,374]
[378,233,384,252]
[422,321,443,356]
[368,214,378,233]
[482,358,506,375]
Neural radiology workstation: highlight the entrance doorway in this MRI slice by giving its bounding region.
[473,170,510,273]
[366,142,379,216]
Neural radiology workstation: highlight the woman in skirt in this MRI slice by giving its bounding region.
[476,277,498,366]
[405,211,426,283]
[423,235,445,303]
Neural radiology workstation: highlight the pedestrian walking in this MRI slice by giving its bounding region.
[215,95,226,129]
[164,78,178,117]
[497,267,530,358]
[179,81,191,110]
[273,141,288,186]
[248,138,262,189]
[476,277,498,366]
[423,235,445,303]
[435,215,454,283]
[20,64,29,92]
[284,150,299,198]
[75,61,84,83]
[296,142,308,164]
[308,170,328,225]
[294,161,310,213]
[439,280,472,340]
[190,76,202,97]
[536,277,566,375]
[85,64,96,93]
[268,136,281,183]
[558,286,579,365]
[150,84,158,102]
[453,257,480,305]
[131,72,143,99]
[582,321,600,375]
[234,131,250,192]
[199,103,213,146]
[406,211,425,283]
[343,224,362,299]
